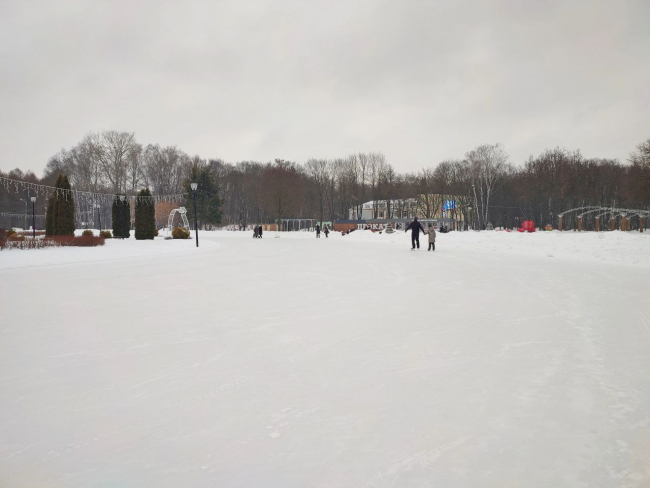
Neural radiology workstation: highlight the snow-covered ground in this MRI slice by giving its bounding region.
[1,230,649,487]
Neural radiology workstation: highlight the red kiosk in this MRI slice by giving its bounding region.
[517,220,536,233]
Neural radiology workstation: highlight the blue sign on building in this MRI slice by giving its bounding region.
[443,200,456,211]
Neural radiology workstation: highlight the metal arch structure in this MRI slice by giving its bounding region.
[575,207,608,218]
[167,207,190,236]
[559,206,650,231]
[558,206,603,217]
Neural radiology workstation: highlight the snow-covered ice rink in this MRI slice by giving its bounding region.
[1,230,649,487]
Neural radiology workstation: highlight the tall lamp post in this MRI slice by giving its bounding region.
[20,198,27,230]
[191,183,199,247]
[119,195,126,239]
[95,203,101,231]
[30,196,36,238]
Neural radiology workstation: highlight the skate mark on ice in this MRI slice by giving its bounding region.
[375,436,470,485]
[3,444,34,461]
[498,341,550,356]
[189,376,254,403]
[288,343,331,362]
[129,372,176,391]
[637,310,650,335]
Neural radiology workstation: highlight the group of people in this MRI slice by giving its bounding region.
[315,224,329,238]
[253,224,331,238]
[252,219,435,248]
[405,216,436,251]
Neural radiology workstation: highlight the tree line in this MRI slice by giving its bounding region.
[1,130,649,231]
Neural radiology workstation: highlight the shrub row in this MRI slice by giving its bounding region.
[2,234,105,250]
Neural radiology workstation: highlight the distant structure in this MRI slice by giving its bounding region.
[167,207,190,236]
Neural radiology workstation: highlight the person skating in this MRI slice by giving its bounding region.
[427,223,436,251]
[253,226,258,238]
[258,225,263,238]
[405,216,425,249]
[324,226,329,238]
[316,224,321,238]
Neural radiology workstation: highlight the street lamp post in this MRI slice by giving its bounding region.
[468,205,473,231]
[19,198,27,230]
[191,183,199,247]
[119,195,126,239]
[30,197,36,238]
[95,203,101,231]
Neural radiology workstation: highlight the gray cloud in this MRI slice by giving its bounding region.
[1,0,648,175]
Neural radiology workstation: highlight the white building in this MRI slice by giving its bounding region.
[348,199,418,220]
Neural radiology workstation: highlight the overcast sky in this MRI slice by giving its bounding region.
[1,0,649,175]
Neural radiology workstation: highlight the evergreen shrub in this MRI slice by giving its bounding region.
[172,227,190,239]
[47,175,75,236]
[134,188,156,240]
[112,196,131,238]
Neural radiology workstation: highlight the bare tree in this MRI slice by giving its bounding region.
[142,144,187,195]
[89,131,139,193]
[465,143,510,229]
[305,158,329,225]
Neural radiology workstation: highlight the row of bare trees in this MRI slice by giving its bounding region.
[2,132,649,231]
[43,131,190,195]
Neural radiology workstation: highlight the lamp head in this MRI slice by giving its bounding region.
[119,195,125,202]
[190,183,198,191]
[30,196,36,202]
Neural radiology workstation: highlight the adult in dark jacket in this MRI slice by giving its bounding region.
[405,217,426,249]
[258,225,263,238]
[316,224,321,238]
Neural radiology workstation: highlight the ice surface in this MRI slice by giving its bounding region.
[1,230,649,487]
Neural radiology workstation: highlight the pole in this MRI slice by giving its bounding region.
[122,201,126,239]
[97,206,102,231]
[193,190,199,248]
[32,200,36,238]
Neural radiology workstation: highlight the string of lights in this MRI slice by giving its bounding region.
[0,176,186,206]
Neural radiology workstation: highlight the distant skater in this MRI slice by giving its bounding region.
[427,223,436,251]
[316,224,321,238]
[253,227,259,238]
[258,225,263,238]
[405,216,425,249]
[324,226,329,238]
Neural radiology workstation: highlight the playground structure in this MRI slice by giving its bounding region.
[167,207,190,236]
[557,206,648,232]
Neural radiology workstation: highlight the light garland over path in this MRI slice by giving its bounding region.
[0,212,45,219]
[0,176,187,206]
